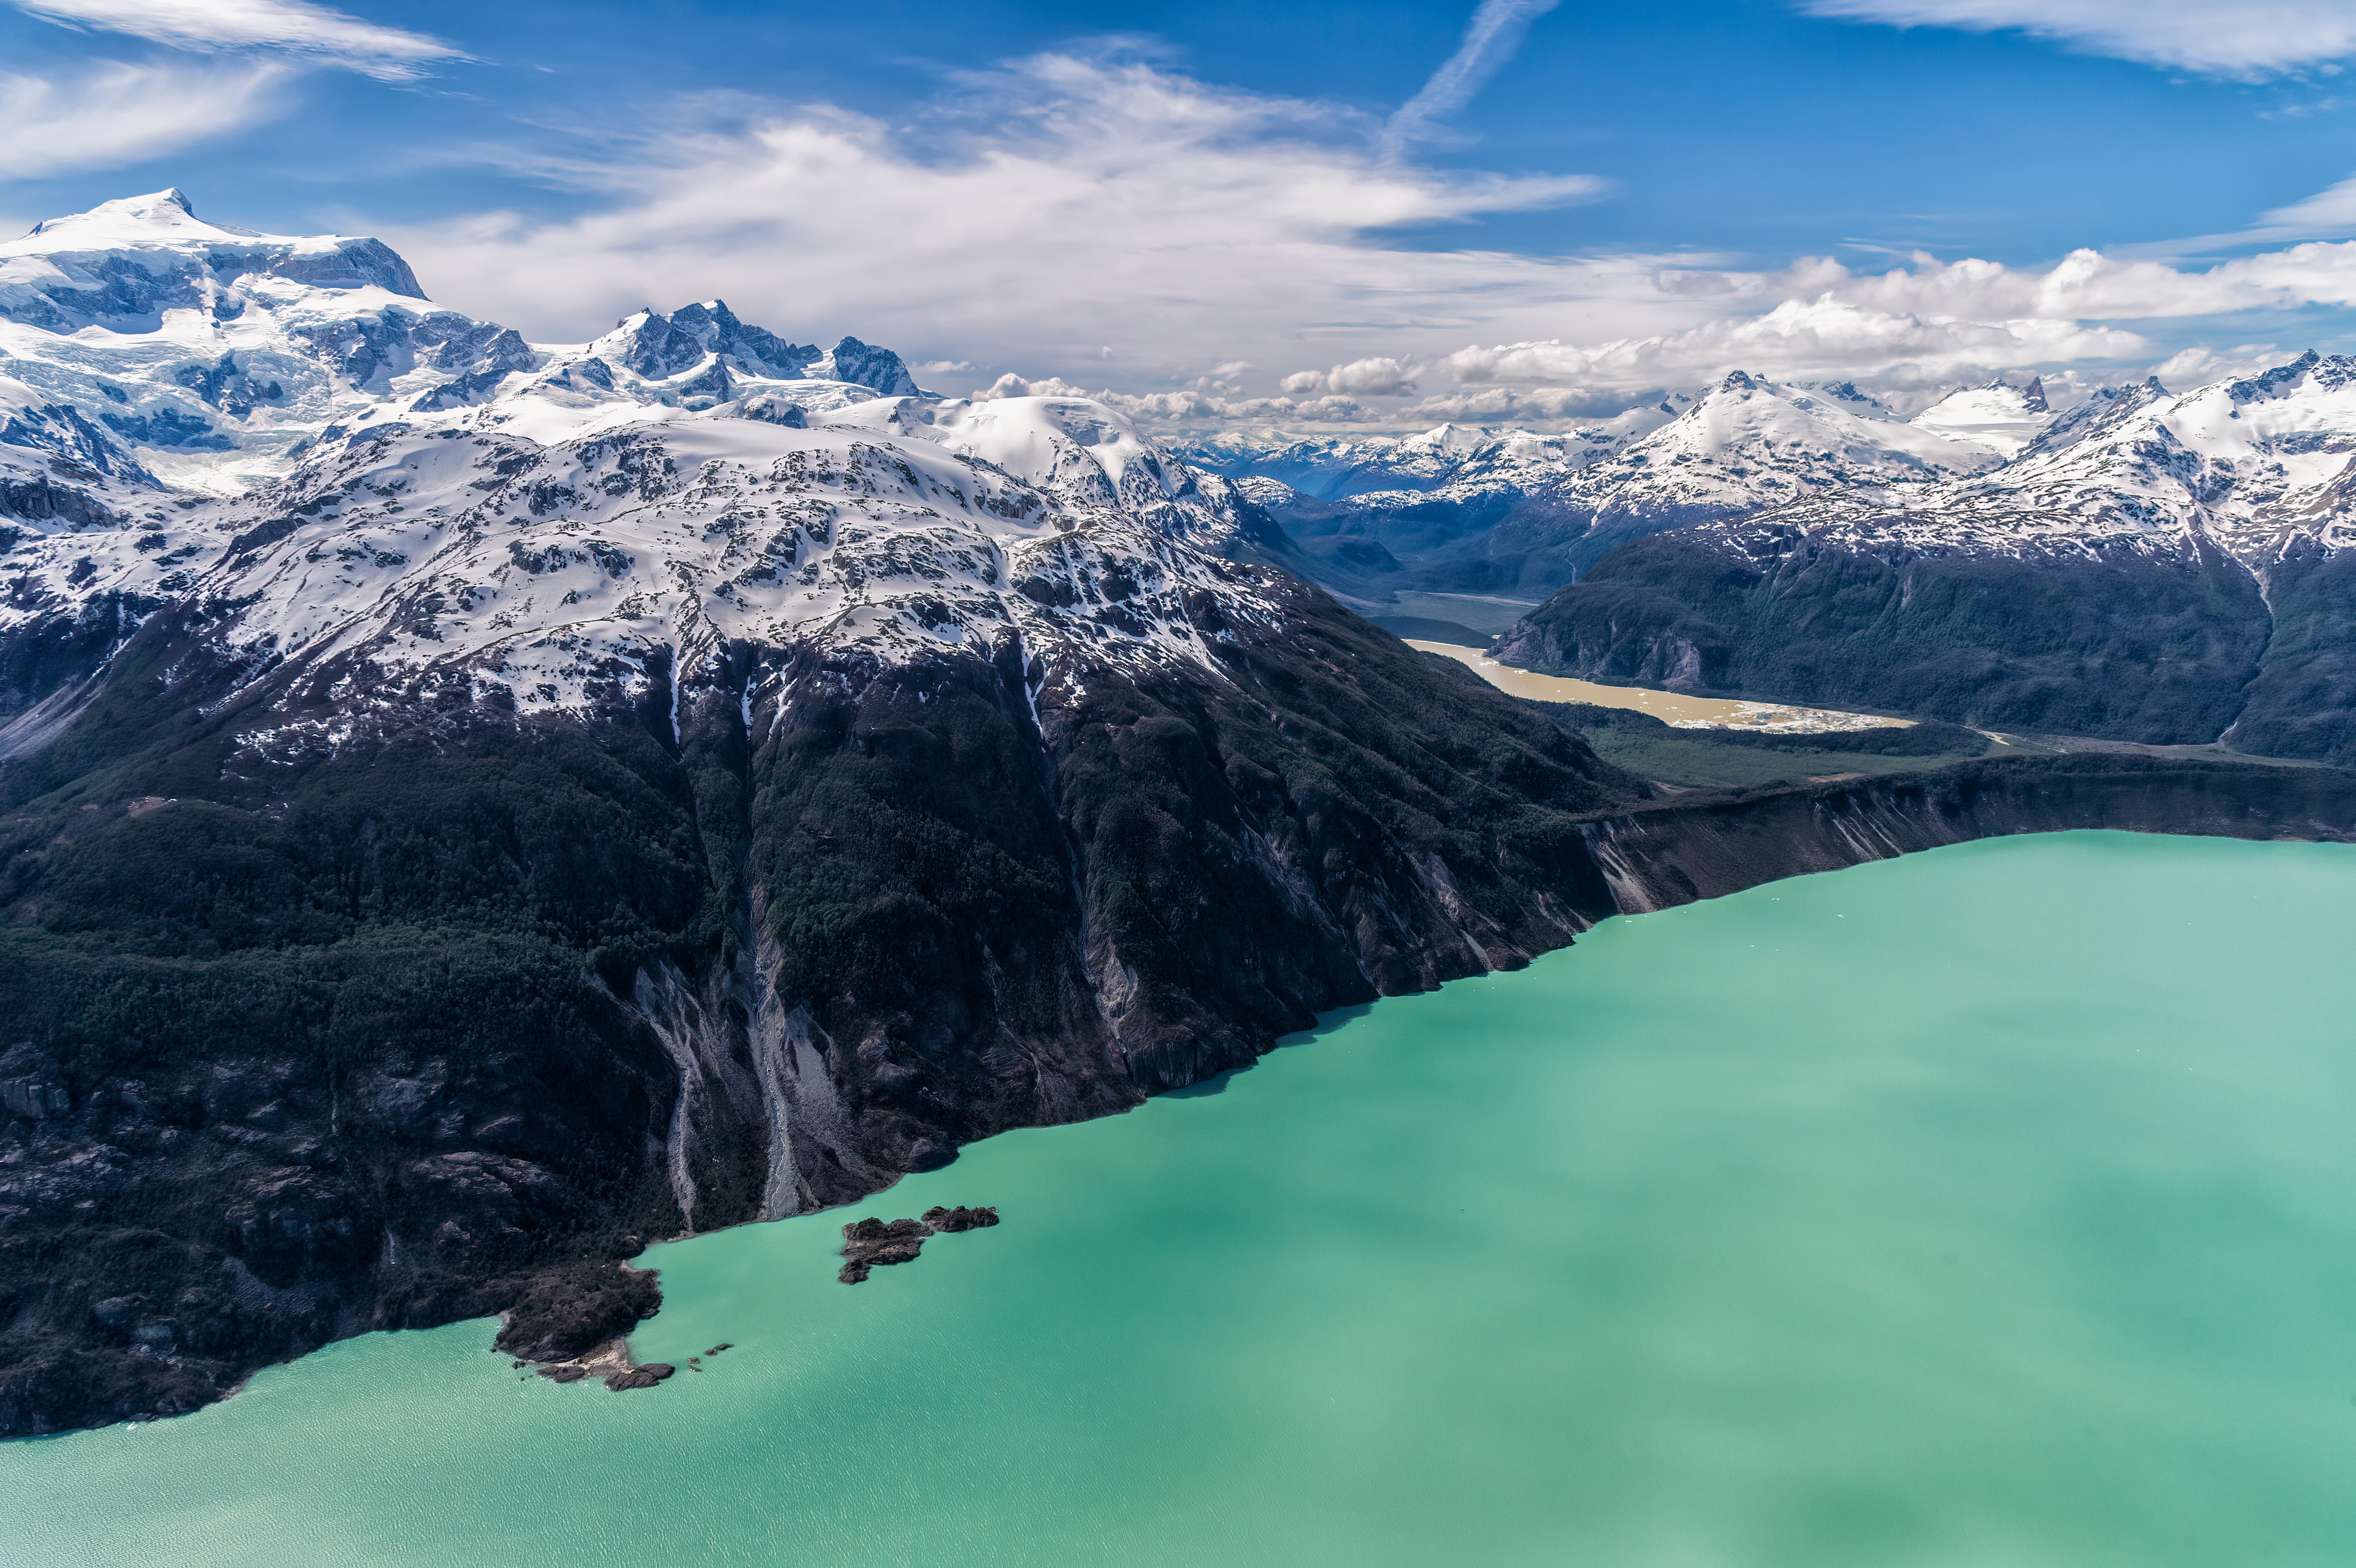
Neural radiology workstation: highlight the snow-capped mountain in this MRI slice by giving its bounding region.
[1169,405,1694,597]
[1545,370,2000,516]
[1907,378,2052,457]
[1495,351,2356,764]
[0,192,1644,1437]
[1665,351,2356,575]
[1325,370,2004,598]
[0,189,1316,758]
[0,189,936,497]
[1172,408,1677,501]
[1191,373,2043,601]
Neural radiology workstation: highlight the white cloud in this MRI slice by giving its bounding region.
[1325,356,1421,394]
[10,0,469,79]
[972,371,1096,400]
[1381,0,1564,155]
[0,58,287,178]
[1795,0,2356,75]
[1771,244,2356,321]
[2212,172,2356,245]
[2147,344,2288,387]
[1444,297,2149,391]
[385,54,1620,380]
[1274,356,1423,396]
[1400,385,1636,421]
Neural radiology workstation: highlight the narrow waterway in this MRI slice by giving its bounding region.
[6,831,2354,1567]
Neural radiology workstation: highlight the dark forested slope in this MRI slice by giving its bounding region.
[0,580,1642,1436]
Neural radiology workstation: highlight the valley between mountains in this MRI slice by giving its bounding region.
[3,192,2353,1437]
[1190,357,2356,767]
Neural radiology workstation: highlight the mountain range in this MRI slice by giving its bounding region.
[1175,375,2035,598]
[1194,351,2356,766]
[1483,356,2356,763]
[0,192,1641,1433]
[3,192,2350,1438]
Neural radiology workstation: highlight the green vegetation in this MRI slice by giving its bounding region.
[1504,531,2277,747]
[1524,702,1995,790]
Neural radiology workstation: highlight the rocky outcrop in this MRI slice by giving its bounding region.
[1574,754,2356,916]
[837,1206,1000,1283]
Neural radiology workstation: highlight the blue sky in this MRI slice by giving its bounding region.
[10,0,2356,423]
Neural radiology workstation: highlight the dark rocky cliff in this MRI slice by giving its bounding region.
[1574,754,2356,913]
[0,585,1639,1436]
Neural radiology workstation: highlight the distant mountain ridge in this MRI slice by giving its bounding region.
[1185,372,2058,598]
[1493,351,2356,764]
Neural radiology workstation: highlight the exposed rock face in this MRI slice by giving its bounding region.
[1573,755,2356,914]
[838,1218,932,1283]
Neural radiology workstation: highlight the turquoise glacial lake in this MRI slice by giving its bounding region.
[7,830,2356,1565]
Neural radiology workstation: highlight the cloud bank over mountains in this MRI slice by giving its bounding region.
[363,50,2356,429]
[11,0,2356,430]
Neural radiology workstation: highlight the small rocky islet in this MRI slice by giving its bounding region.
[516,1204,1002,1394]
[839,1206,1003,1283]
[524,1332,736,1392]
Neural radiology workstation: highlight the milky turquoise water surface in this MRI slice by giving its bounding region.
[9,830,2356,1566]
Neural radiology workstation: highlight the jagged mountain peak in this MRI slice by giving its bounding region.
[0,187,429,343]
[820,335,921,397]
[1908,378,2058,458]
[1640,372,1986,470]
[0,192,952,501]
[591,300,819,384]
[2225,348,2356,404]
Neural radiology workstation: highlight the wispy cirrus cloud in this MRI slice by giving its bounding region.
[1380,0,1564,156]
[1795,0,2356,76]
[7,0,469,79]
[0,58,288,178]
